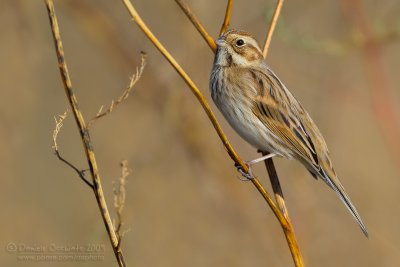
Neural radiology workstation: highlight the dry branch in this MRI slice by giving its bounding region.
[88,52,147,127]
[262,0,285,58]
[113,160,132,248]
[175,0,216,52]
[52,110,94,188]
[120,1,304,266]
[260,1,304,265]
[262,152,303,266]
[120,0,303,266]
[175,1,303,266]
[219,0,233,34]
[44,1,145,266]
[120,0,286,219]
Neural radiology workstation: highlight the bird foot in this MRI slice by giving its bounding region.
[235,163,254,181]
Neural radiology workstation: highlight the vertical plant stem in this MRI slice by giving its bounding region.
[121,0,303,266]
[260,0,304,264]
[175,0,216,52]
[44,1,125,266]
[263,0,284,58]
[120,0,288,223]
[219,0,233,34]
[262,153,304,267]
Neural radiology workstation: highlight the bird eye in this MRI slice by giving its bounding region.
[236,39,245,47]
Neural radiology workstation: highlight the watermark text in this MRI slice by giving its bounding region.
[5,242,105,262]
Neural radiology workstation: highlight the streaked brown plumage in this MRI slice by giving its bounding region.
[210,29,368,237]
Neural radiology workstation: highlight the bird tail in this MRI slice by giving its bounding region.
[320,169,369,237]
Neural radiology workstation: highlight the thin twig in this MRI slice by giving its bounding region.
[120,0,290,234]
[262,152,303,266]
[121,0,303,266]
[174,0,302,265]
[175,0,216,52]
[52,110,69,152]
[122,0,243,169]
[261,0,304,264]
[44,1,126,266]
[52,111,94,188]
[219,0,233,35]
[113,160,131,248]
[262,0,284,58]
[88,52,147,127]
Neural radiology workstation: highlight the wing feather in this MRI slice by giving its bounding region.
[249,66,321,172]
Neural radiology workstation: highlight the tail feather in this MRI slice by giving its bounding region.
[320,169,369,237]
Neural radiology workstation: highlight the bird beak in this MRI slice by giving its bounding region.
[215,37,226,47]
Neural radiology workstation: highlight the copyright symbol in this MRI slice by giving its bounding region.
[6,242,17,253]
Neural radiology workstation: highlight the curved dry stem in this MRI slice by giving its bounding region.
[121,0,288,223]
[88,52,147,128]
[262,153,303,266]
[174,1,302,265]
[122,0,242,168]
[44,1,125,266]
[262,0,284,58]
[175,0,216,52]
[113,160,131,248]
[52,111,94,188]
[219,0,233,34]
[121,0,303,266]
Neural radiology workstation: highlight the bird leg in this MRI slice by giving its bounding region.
[247,153,277,165]
[235,153,276,180]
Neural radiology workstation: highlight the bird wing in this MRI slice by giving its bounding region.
[248,65,368,236]
[249,66,322,171]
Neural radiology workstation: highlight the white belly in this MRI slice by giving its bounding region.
[216,95,291,158]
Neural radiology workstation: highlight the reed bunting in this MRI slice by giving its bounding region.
[210,29,368,237]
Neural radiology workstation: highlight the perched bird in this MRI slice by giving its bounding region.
[210,29,368,237]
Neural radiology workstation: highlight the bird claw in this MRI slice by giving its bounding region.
[235,163,254,181]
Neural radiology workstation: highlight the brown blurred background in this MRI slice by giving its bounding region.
[2,0,400,266]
